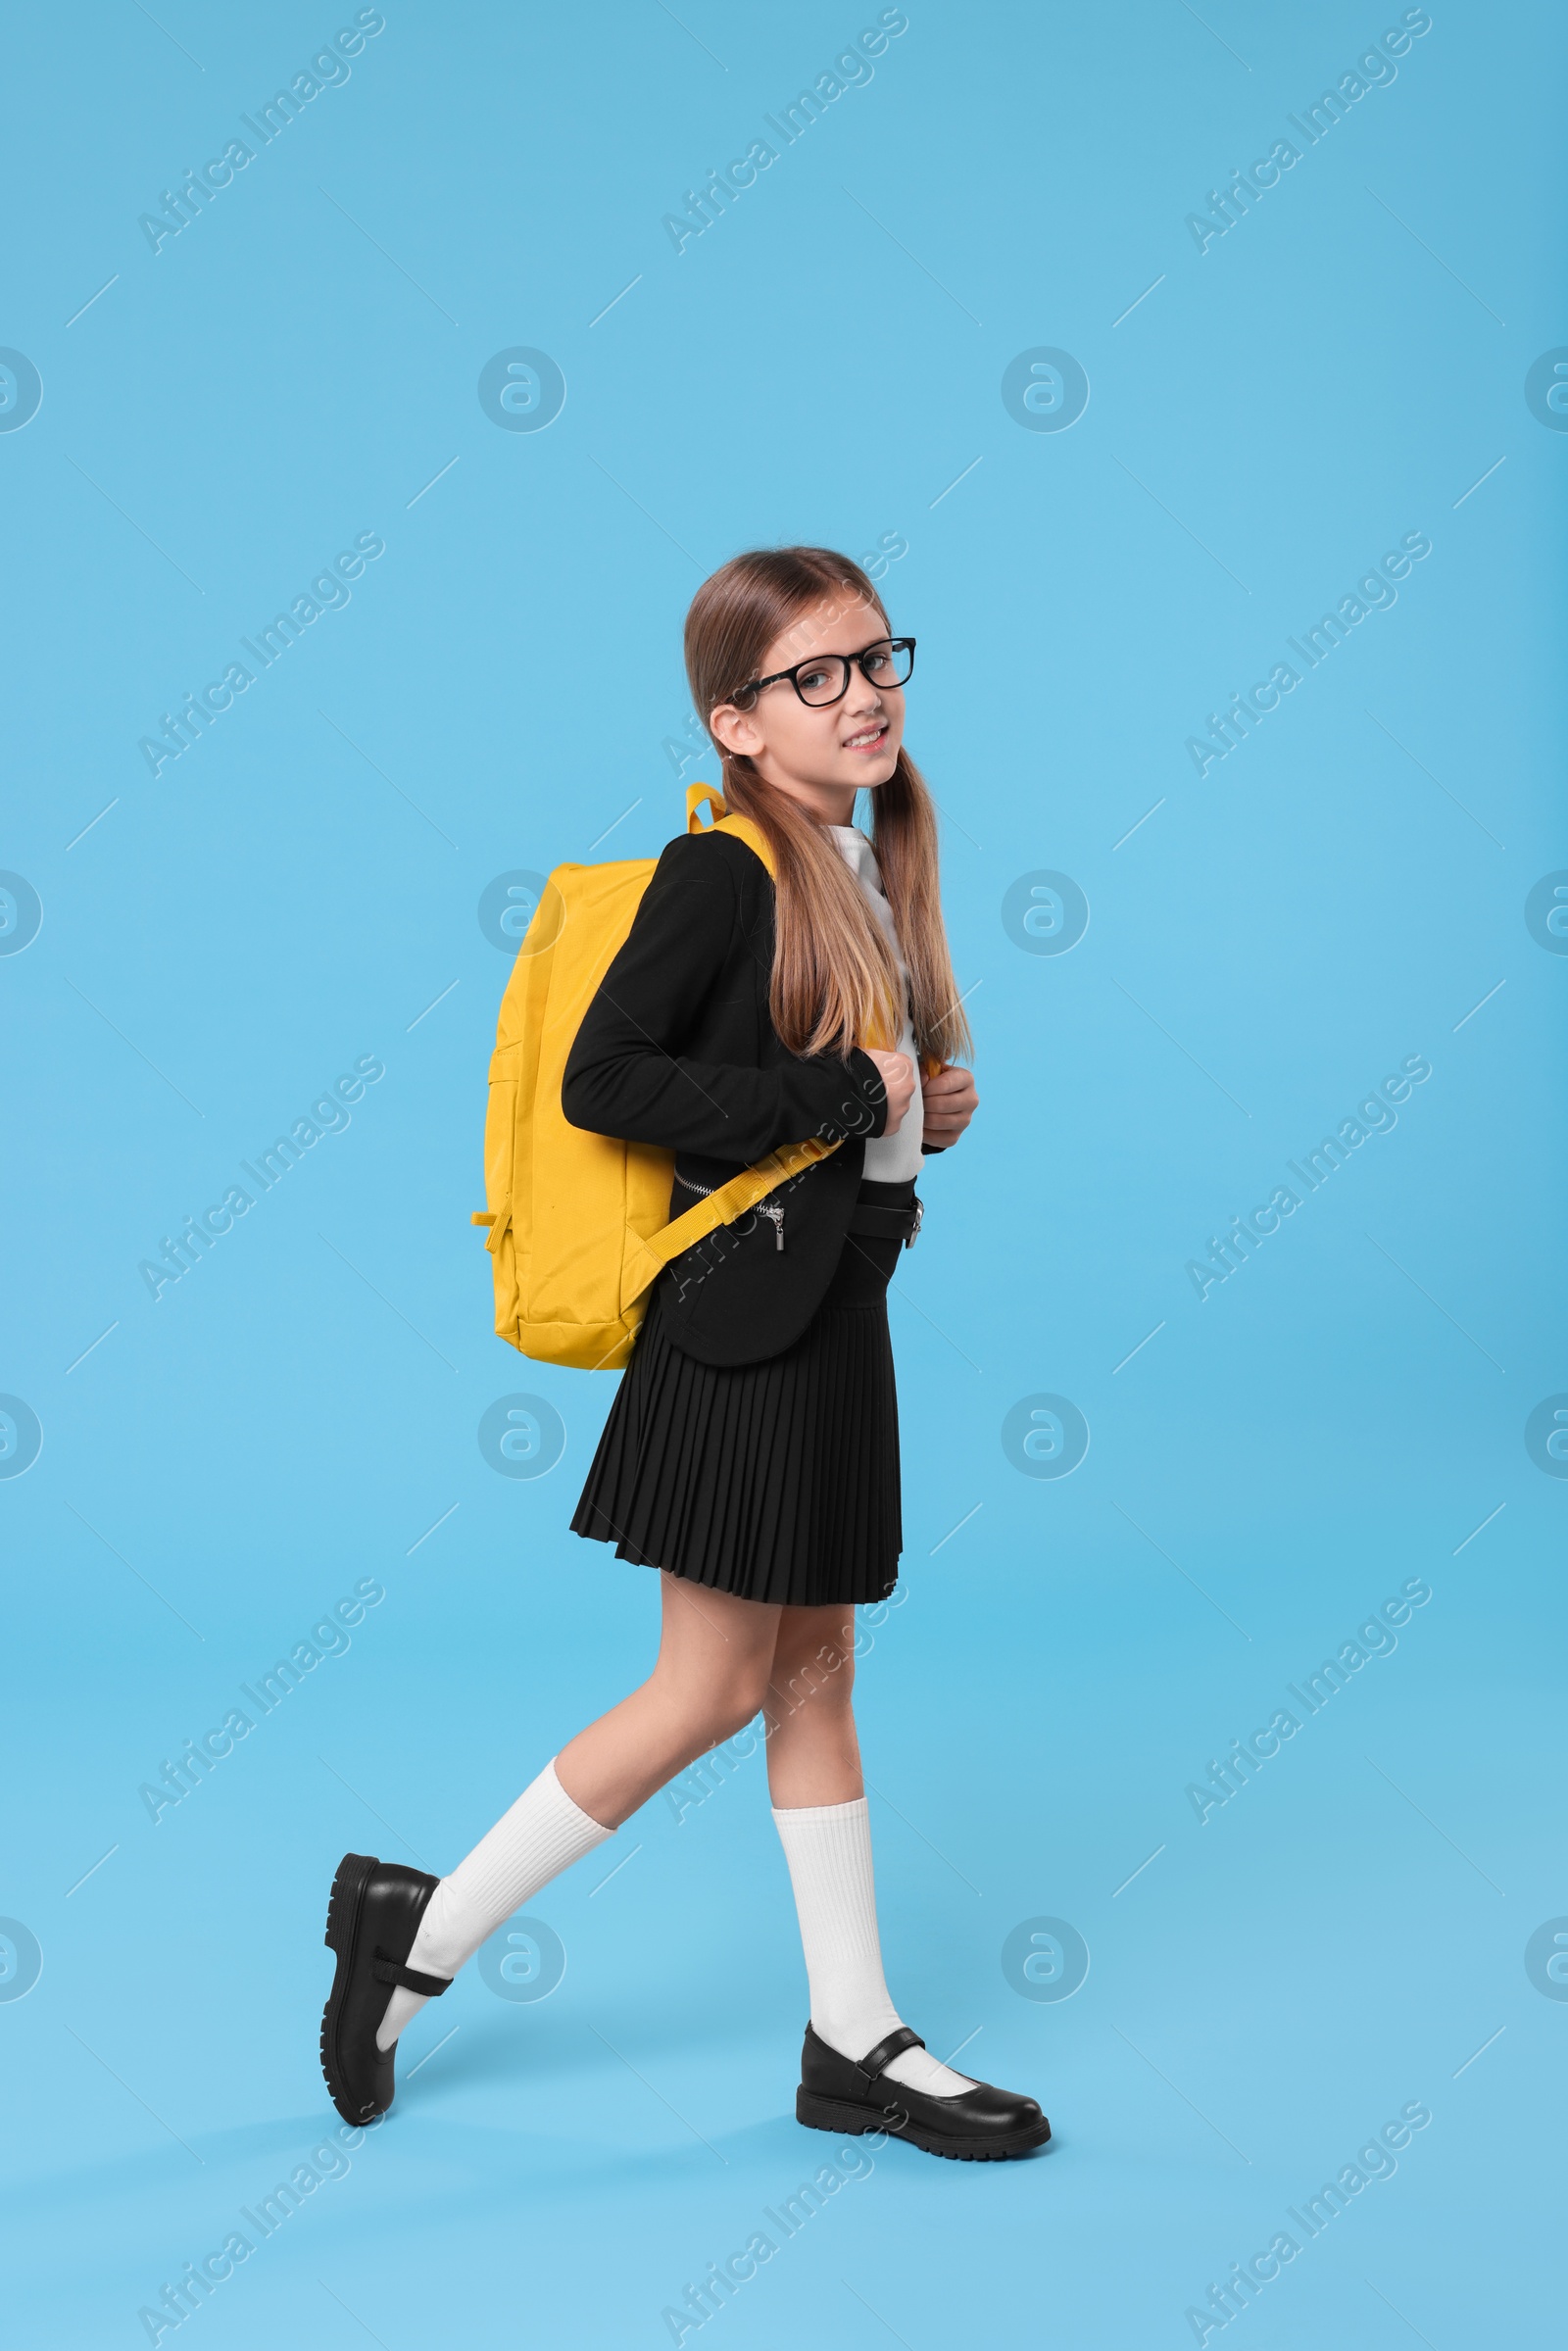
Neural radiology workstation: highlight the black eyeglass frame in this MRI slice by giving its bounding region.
[732,635,916,710]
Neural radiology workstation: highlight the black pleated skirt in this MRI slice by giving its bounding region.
[569,1180,911,1608]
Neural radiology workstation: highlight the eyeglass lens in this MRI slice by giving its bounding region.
[794,640,913,705]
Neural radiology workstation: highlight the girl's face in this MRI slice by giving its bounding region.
[708,595,906,819]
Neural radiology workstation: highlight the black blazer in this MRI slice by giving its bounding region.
[562,826,907,1367]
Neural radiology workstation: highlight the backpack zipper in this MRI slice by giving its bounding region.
[675,1171,785,1250]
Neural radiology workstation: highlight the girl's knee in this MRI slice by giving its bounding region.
[666,1663,772,1752]
[774,1605,856,1680]
[717,1661,775,1740]
[767,1636,855,1721]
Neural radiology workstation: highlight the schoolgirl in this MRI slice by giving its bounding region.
[319,546,1049,2161]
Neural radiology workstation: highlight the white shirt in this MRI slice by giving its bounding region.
[825,824,924,1180]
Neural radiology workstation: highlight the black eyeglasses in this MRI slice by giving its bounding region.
[733,636,915,710]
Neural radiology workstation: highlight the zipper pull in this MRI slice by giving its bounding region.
[760,1200,785,1250]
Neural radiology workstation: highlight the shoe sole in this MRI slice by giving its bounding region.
[797,2087,1051,2162]
[319,1852,384,2127]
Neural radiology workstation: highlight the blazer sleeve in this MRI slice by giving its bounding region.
[561,833,890,1160]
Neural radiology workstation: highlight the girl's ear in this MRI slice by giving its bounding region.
[708,701,762,759]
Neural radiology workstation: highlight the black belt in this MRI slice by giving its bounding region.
[847,1190,923,1248]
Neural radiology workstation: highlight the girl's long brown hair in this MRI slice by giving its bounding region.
[683,546,973,1069]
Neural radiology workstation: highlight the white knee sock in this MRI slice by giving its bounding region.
[771,1796,974,2098]
[376,1758,612,2050]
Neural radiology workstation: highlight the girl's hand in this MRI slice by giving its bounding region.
[920,1060,978,1149]
[864,1049,916,1136]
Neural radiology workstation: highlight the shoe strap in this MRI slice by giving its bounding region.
[372,1948,452,1996]
[856,2026,925,2083]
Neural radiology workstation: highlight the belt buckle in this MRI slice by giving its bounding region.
[905,1196,923,1249]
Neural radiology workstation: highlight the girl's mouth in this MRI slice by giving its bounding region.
[843,722,889,754]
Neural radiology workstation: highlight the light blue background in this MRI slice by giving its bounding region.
[2,3,1562,2344]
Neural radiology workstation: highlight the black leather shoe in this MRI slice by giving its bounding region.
[319,1852,452,2125]
[796,2024,1050,2161]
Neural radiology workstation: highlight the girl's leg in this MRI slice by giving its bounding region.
[765,1601,973,2097]
[377,1574,780,2048]
[761,1601,863,1807]
[556,1572,781,1827]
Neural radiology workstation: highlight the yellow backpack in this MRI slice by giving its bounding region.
[472,782,852,1371]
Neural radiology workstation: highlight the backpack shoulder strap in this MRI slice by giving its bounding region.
[684,780,775,879]
[620,778,845,1287]
[627,1136,841,1289]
